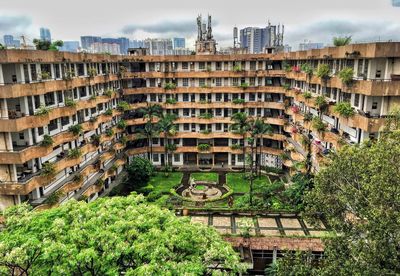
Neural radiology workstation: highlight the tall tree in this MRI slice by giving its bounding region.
[253,119,273,176]
[157,113,177,168]
[230,112,250,172]
[277,131,400,275]
[136,122,160,160]
[140,103,163,124]
[0,195,245,275]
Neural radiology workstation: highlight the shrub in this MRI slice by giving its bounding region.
[73,173,83,183]
[117,119,127,130]
[88,68,97,78]
[165,98,177,104]
[200,129,211,134]
[39,71,51,80]
[120,135,128,145]
[338,67,354,85]
[117,101,130,112]
[164,82,177,90]
[334,101,355,118]
[312,117,327,132]
[91,134,101,146]
[303,91,312,99]
[197,143,211,151]
[316,64,330,79]
[104,89,114,97]
[126,157,154,191]
[41,162,55,176]
[90,94,97,100]
[67,148,81,159]
[35,105,50,116]
[232,98,245,104]
[65,97,76,107]
[199,112,213,119]
[105,108,113,116]
[333,36,352,46]
[230,144,242,150]
[240,82,249,89]
[64,69,75,80]
[233,64,242,72]
[45,191,63,205]
[283,62,292,72]
[69,124,83,135]
[315,95,328,110]
[106,129,114,137]
[41,134,53,146]
[282,83,291,90]
[301,63,313,76]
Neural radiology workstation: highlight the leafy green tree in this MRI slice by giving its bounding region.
[333,36,352,46]
[136,122,160,160]
[278,131,400,275]
[0,195,245,275]
[33,39,63,51]
[126,156,154,191]
[283,173,313,212]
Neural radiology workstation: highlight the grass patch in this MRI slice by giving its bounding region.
[195,185,206,190]
[146,172,183,193]
[191,172,218,183]
[226,173,271,193]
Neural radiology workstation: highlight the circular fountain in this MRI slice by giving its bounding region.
[177,177,228,201]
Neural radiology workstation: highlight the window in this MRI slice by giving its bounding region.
[19,132,24,140]
[182,62,188,70]
[183,123,190,131]
[183,94,189,102]
[216,123,222,131]
[183,109,190,117]
[216,78,222,87]
[354,94,360,107]
[44,93,55,106]
[372,102,378,109]
[149,79,156,87]
[199,62,205,70]
[153,154,159,162]
[249,93,256,101]
[249,77,255,86]
[38,127,44,136]
[250,61,256,70]
[183,78,189,87]
[150,94,156,102]
[174,154,180,162]
[238,154,244,162]
[232,78,239,86]
[216,94,222,102]
[199,79,205,87]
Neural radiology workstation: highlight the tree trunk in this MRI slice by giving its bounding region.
[249,143,255,206]
[164,135,168,168]
[258,135,262,177]
[149,135,153,161]
[242,133,246,172]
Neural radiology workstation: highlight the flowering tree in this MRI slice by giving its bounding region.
[0,195,245,275]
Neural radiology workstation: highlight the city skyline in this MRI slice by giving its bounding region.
[0,0,399,50]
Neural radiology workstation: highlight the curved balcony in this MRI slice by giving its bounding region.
[0,143,99,195]
[123,86,286,95]
[124,70,285,79]
[0,75,119,99]
[285,72,400,96]
[0,94,119,132]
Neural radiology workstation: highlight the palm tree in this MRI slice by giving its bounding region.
[252,119,273,176]
[157,113,177,168]
[140,103,163,123]
[333,36,352,47]
[136,122,160,160]
[230,112,250,172]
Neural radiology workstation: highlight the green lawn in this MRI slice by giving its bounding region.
[191,172,218,183]
[147,172,183,193]
[226,173,271,193]
[195,185,206,190]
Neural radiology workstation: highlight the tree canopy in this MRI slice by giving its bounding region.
[276,131,400,275]
[0,194,245,275]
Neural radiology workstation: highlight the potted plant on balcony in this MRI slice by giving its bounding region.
[199,113,213,119]
[88,68,97,78]
[292,66,301,73]
[303,113,313,122]
[232,64,242,72]
[338,67,354,86]
[282,83,291,91]
[41,134,54,147]
[316,64,331,80]
[104,89,114,98]
[117,101,130,112]
[105,108,113,116]
[240,82,249,89]
[35,105,51,116]
[166,98,177,104]
[67,148,82,159]
[117,65,127,79]
[91,134,101,147]
[117,119,127,130]
[291,127,298,134]
[312,117,327,132]
[230,143,242,150]
[106,129,114,137]
[45,191,63,205]
[232,98,245,104]
[283,61,292,73]
[41,162,56,176]
[69,124,83,136]
[315,95,328,112]
[334,101,355,118]
[39,71,51,81]
[65,97,76,107]
[73,173,83,183]
[303,91,312,100]
[197,143,211,151]
[164,82,177,90]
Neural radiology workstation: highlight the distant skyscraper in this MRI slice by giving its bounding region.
[3,35,20,48]
[130,40,145,48]
[117,37,129,54]
[81,36,102,50]
[40,28,51,41]
[393,0,400,6]
[239,23,284,54]
[173,38,186,49]
[59,41,80,52]
[298,42,324,51]
[144,38,173,55]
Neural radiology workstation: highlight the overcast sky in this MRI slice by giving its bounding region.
[1,0,399,50]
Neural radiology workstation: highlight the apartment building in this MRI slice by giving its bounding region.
[0,42,399,210]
